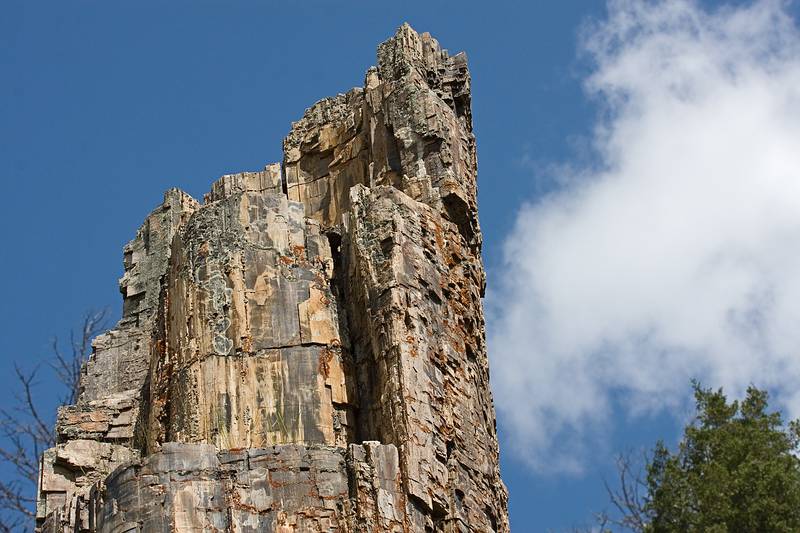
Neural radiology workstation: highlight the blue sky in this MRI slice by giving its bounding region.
[3,1,800,531]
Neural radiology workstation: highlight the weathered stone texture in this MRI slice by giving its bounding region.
[344,184,501,530]
[90,443,350,532]
[38,24,508,532]
[145,188,352,452]
[37,189,198,529]
[83,188,199,402]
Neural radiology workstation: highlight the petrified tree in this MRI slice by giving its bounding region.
[36,24,509,532]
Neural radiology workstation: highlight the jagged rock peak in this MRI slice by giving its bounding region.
[37,24,508,533]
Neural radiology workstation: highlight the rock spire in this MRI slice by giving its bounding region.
[37,24,509,532]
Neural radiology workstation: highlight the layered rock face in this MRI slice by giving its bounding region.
[37,24,508,532]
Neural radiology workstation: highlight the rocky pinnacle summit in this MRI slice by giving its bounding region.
[36,24,509,532]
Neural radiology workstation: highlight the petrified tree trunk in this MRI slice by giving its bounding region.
[37,24,509,532]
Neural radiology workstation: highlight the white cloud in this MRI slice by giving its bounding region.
[488,0,800,473]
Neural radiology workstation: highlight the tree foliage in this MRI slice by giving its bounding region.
[645,382,800,532]
[599,382,800,533]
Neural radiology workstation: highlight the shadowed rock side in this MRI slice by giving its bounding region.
[37,24,509,532]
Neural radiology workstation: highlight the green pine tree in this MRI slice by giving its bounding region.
[644,382,800,532]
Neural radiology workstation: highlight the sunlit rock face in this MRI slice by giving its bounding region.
[37,24,508,533]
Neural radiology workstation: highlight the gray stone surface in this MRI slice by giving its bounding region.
[37,24,508,532]
[90,443,349,532]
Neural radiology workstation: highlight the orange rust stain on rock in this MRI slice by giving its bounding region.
[241,335,253,353]
[318,348,334,378]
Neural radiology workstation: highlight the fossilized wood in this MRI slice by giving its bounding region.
[37,24,508,533]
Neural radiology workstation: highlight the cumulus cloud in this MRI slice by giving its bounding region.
[488,0,800,473]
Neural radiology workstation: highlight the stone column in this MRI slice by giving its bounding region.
[37,24,509,533]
